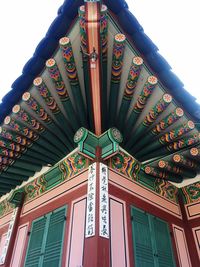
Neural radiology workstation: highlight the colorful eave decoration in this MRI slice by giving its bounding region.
[0,0,199,196]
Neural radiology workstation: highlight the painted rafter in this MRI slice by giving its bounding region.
[157,160,196,178]
[132,107,184,153]
[136,120,195,158]
[118,56,143,129]
[125,75,158,134]
[173,154,199,170]
[139,132,200,161]
[0,126,54,165]
[109,33,126,126]
[33,77,74,140]
[46,58,79,131]
[12,104,67,156]
[143,165,183,183]
[59,37,86,126]
[127,93,172,151]
[22,91,73,151]
[3,116,62,161]
[190,147,200,161]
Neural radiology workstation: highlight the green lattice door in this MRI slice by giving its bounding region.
[24,206,67,267]
[131,206,176,267]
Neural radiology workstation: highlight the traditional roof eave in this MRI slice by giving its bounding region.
[0,0,200,123]
[0,0,199,195]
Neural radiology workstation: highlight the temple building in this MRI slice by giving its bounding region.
[0,0,200,266]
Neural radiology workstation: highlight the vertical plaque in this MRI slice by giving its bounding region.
[85,163,96,238]
[0,208,18,264]
[99,163,109,238]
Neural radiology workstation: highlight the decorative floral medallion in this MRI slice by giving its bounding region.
[110,128,123,143]
[12,105,21,113]
[74,127,86,143]
[163,93,172,103]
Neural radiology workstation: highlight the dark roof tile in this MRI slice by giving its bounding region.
[22,56,45,76]
[118,8,143,35]
[146,52,171,73]
[131,32,158,54]
[34,37,58,59]
[105,0,128,14]
[46,14,71,40]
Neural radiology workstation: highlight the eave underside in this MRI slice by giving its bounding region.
[0,1,199,195]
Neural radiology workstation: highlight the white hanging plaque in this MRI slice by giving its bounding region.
[0,208,18,264]
[99,163,109,238]
[85,163,96,238]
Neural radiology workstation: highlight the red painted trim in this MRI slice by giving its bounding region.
[178,195,200,267]
[172,224,192,267]
[10,222,29,267]
[3,204,24,267]
[109,197,130,267]
[61,202,72,267]
[0,225,8,237]
[184,201,200,220]
[109,183,183,225]
[169,223,181,267]
[65,197,87,266]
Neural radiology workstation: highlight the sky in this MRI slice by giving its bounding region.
[0,0,200,104]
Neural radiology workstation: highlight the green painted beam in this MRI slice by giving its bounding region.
[0,136,56,165]
[33,77,75,142]
[22,92,73,152]
[143,166,183,183]
[109,33,126,126]
[0,155,41,173]
[138,132,200,161]
[157,160,196,178]
[0,176,19,186]
[59,37,87,126]
[125,75,158,137]
[1,164,35,177]
[127,94,172,151]
[4,116,64,159]
[0,172,27,181]
[131,107,184,154]
[135,121,195,158]
[46,58,80,132]
[12,105,67,156]
[118,56,143,130]
[173,154,199,170]
[0,126,60,163]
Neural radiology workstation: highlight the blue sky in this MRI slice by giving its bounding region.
[0,0,199,104]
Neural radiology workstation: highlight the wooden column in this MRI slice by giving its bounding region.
[85,1,102,135]
[83,147,110,267]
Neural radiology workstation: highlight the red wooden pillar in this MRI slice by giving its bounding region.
[1,195,24,267]
[83,147,110,267]
[85,0,102,136]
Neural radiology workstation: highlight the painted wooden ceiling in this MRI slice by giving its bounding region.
[0,2,199,196]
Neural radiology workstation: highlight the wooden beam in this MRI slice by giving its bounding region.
[85,1,102,135]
